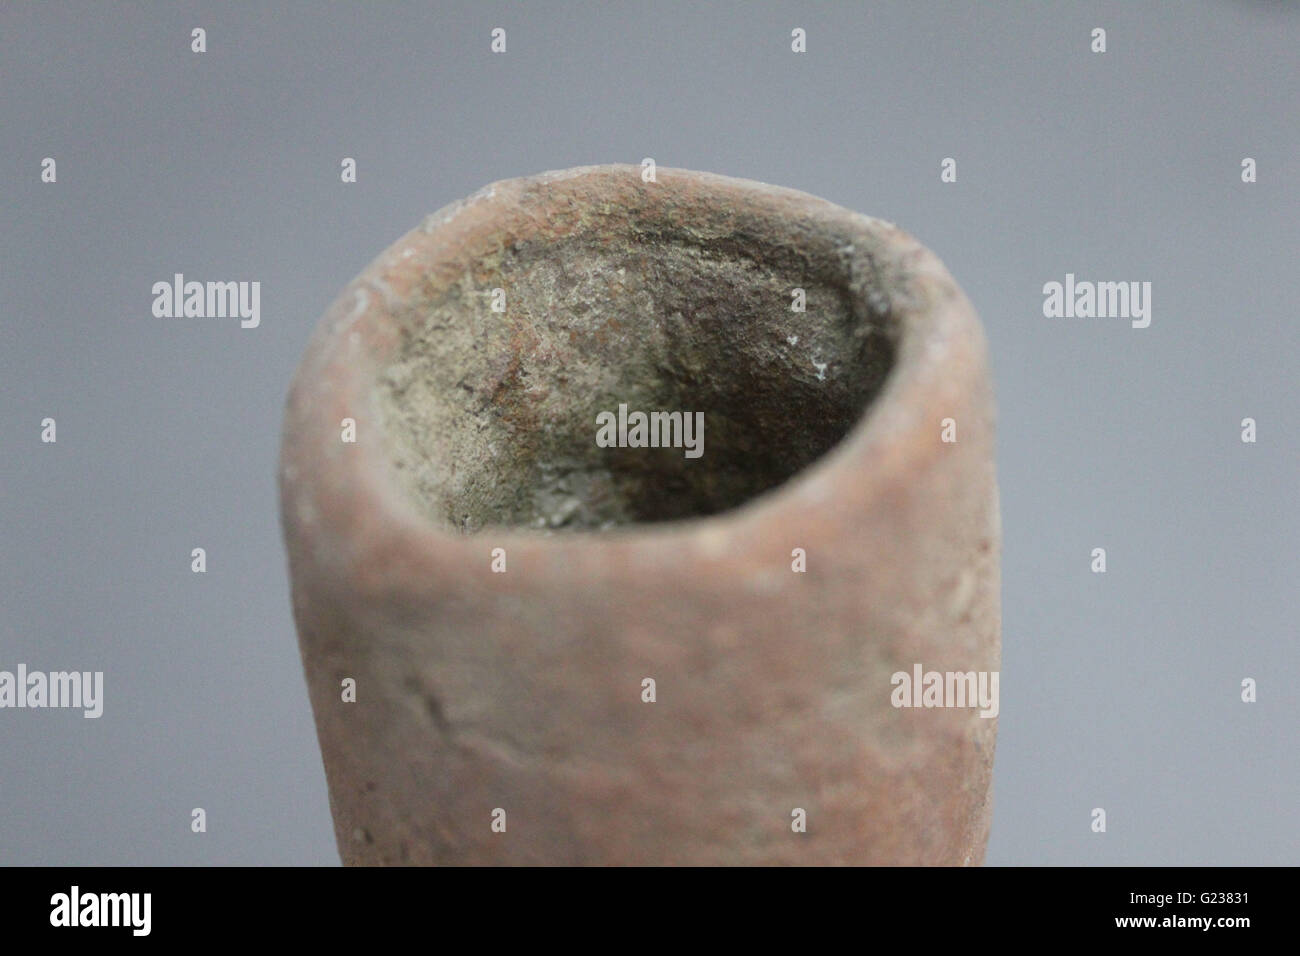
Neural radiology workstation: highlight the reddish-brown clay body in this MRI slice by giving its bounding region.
[279,165,1000,865]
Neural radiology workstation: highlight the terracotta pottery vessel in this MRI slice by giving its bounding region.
[279,165,1000,865]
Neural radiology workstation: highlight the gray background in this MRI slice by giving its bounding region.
[1,1,1295,865]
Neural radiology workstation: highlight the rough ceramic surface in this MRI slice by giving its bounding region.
[279,165,1000,865]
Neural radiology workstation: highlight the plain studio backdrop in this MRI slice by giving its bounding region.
[1,1,1296,865]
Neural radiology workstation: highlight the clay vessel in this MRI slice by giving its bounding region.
[279,165,1000,865]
